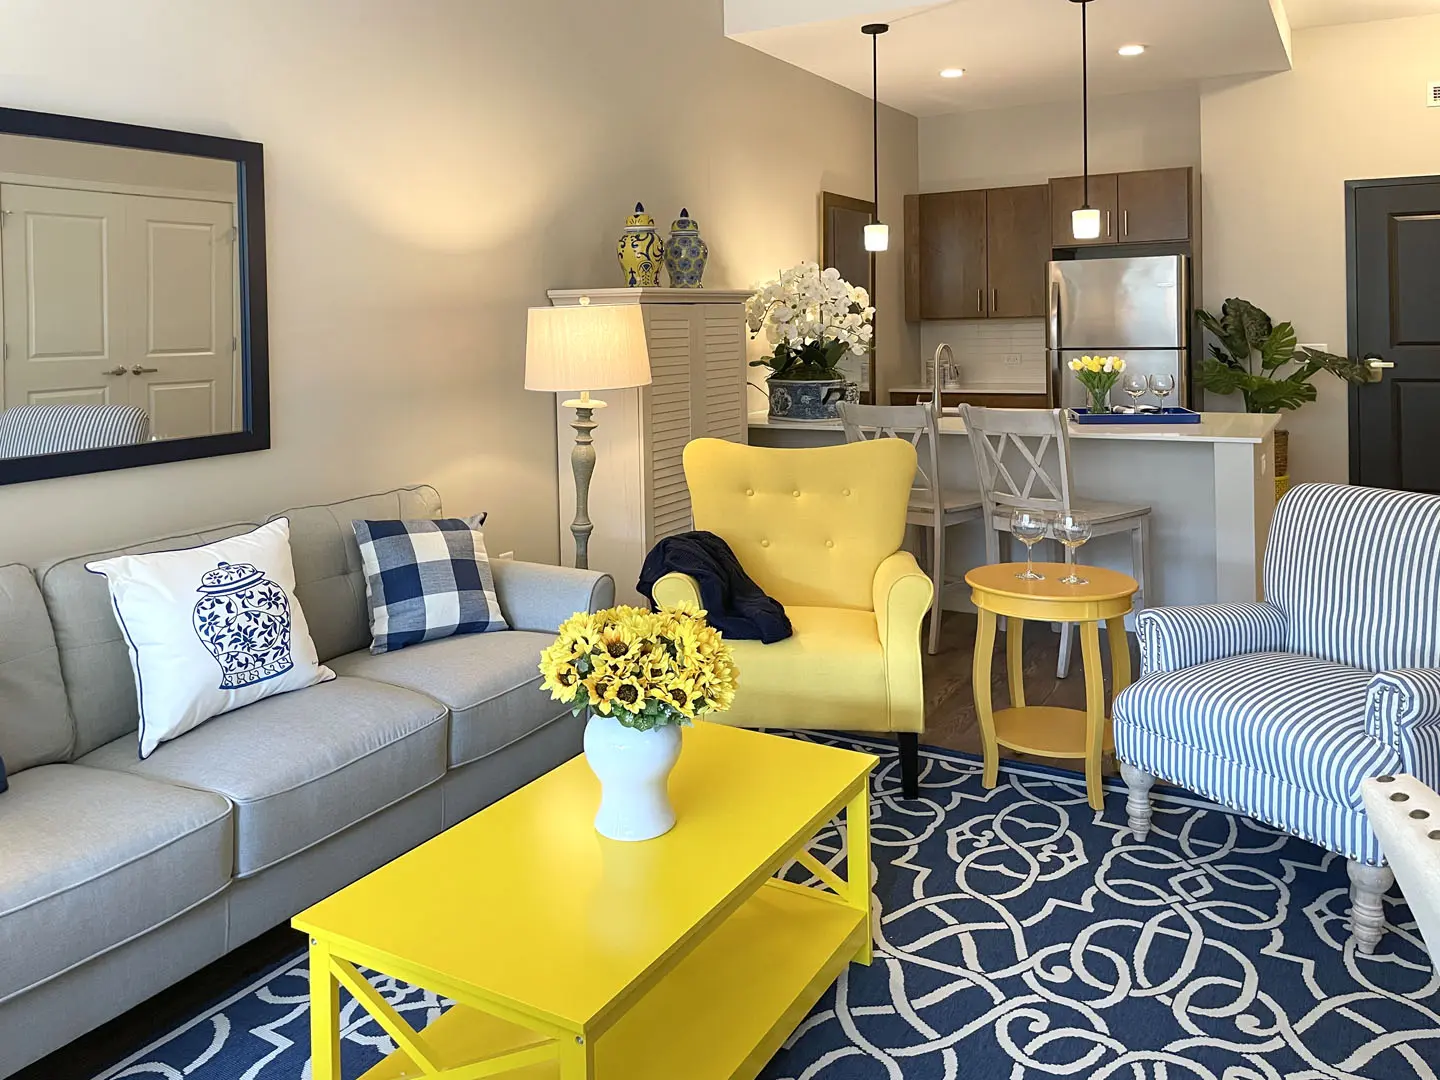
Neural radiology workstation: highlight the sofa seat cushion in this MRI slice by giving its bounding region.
[714,607,889,732]
[1114,651,1399,809]
[78,676,447,876]
[327,630,561,768]
[0,763,231,1002]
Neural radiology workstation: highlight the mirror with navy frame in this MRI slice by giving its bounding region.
[0,106,267,486]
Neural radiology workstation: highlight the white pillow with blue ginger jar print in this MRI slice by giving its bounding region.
[87,518,334,758]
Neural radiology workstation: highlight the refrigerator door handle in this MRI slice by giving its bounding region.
[1048,278,1061,353]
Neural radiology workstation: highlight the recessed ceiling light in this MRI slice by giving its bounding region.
[1117,44,1146,57]
[940,67,966,79]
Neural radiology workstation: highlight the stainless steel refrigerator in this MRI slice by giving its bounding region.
[1047,255,1190,409]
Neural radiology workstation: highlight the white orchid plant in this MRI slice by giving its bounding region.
[745,262,875,382]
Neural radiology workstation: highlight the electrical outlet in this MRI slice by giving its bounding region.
[1429,81,1440,107]
[1003,353,1023,367]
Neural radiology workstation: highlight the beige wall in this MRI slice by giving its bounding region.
[1201,14,1440,484]
[920,86,1202,192]
[0,0,917,566]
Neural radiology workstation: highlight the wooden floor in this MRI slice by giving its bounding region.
[918,610,1138,770]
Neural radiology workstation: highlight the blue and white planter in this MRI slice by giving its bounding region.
[768,378,848,423]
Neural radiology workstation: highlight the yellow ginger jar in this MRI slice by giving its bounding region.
[617,202,665,287]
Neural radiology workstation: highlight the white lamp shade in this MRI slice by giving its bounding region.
[1072,207,1102,240]
[864,222,890,252]
[524,304,652,393]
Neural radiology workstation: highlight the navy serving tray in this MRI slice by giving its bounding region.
[1068,407,1201,426]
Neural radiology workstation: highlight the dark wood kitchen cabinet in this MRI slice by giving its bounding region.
[1116,168,1192,242]
[986,185,1052,317]
[1051,168,1193,247]
[1050,173,1119,247]
[915,189,988,320]
[905,185,1050,320]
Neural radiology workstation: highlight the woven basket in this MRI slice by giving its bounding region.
[1274,428,1290,503]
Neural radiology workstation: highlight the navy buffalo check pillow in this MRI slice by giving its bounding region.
[352,515,508,654]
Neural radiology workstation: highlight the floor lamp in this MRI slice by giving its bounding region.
[525,300,652,570]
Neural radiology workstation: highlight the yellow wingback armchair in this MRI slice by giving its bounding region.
[653,437,933,796]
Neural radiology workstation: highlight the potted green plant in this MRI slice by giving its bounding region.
[1196,298,1369,497]
[745,262,874,422]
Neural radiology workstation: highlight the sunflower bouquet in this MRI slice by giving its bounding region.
[538,605,739,732]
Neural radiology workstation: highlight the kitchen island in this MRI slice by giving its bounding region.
[748,411,1280,612]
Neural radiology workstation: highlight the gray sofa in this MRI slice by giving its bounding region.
[0,485,613,1078]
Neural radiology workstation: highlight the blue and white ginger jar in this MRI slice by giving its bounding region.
[664,207,709,288]
[192,561,294,690]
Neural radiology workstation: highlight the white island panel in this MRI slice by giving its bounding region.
[747,412,1278,611]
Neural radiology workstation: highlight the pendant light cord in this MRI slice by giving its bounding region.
[1081,0,1090,207]
[872,29,880,220]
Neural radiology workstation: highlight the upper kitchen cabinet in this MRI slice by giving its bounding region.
[914,189,988,320]
[1050,173,1119,247]
[905,185,1050,321]
[1051,168,1194,247]
[1116,168,1192,243]
[986,185,1052,318]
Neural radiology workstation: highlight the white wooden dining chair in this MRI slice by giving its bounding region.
[958,405,1153,678]
[839,401,983,655]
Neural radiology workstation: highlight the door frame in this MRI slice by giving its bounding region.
[1345,173,1440,485]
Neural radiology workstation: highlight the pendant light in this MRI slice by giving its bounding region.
[862,23,890,252]
[1070,0,1102,240]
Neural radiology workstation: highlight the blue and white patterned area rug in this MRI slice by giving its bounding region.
[94,736,1438,1080]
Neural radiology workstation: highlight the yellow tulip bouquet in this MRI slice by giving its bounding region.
[539,605,739,731]
[1067,354,1125,414]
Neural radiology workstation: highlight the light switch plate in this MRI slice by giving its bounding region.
[1003,353,1023,367]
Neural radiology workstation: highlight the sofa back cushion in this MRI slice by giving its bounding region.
[1266,482,1440,671]
[0,563,72,772]
[270,486,442,662]
[38,525,259,757]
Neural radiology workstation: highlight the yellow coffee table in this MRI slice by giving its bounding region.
[293,722,877,1080]
[966,562,1138,811]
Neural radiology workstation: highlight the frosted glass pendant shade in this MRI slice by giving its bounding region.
[864,222,890,252]
[1072,207,1101,240]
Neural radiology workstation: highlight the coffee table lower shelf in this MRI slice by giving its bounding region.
[360,879,867,1080]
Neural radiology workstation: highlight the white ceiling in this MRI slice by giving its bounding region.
[727,0,1439,117]
[1284,0,1440,28]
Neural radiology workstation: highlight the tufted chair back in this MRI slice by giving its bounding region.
[1265,482,1440,671]
[682,437,916,611]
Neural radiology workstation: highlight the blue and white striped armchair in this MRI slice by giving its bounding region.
[1114,483,1440,954]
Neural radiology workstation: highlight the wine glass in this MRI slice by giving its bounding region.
[1121,372,1149,413]
[1053,511,1093,585]
[1148,372,1176,412]
[1011,509,1049,581]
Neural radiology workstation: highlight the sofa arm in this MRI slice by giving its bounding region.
[490,559,615,634]
[1136,602,1288,676]
[651,571,702,611]
[1367,669,1440,780]
[873,551,933,734]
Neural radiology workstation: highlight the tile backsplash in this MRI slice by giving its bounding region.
[919,318,1047,390]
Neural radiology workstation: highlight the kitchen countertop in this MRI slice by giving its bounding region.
[748,410,1281,444]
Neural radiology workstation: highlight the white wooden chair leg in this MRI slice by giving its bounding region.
[928,523,944,655]
[1133,515,1152,612]
[1120,763,1156,840]
[1348,860,1394,955]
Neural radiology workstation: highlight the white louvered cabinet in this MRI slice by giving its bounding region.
[548,288,751,604]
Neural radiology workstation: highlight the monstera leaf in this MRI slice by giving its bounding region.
[1229,299,1274,354]
[1245,376,1318,413]
[1296,346,1371,386]
[1260,321,1297,370]
[1197,356,1246,397]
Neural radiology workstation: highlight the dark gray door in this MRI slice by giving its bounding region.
[1350,176,1440,491]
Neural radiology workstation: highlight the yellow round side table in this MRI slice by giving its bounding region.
[965,562,1138,811]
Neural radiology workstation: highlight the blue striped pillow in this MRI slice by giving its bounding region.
[352,515,509,654]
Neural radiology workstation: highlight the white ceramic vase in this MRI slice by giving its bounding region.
[583,713,683,842]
